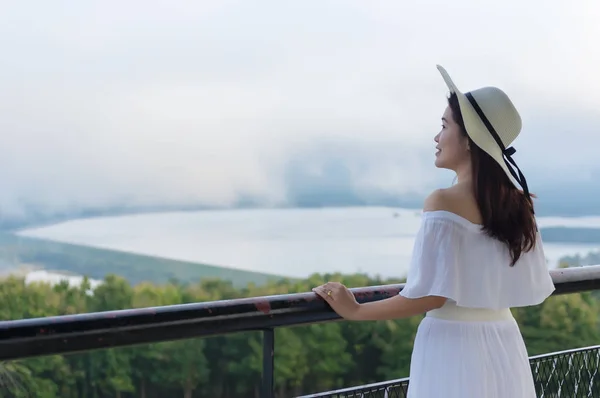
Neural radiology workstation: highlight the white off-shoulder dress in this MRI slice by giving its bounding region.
[400,210,555,398]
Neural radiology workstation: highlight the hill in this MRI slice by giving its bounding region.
[539,227,600,244]
[4,176,600,232]
[0,232,286,287]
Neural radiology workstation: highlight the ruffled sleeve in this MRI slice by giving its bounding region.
[399,211,555,309]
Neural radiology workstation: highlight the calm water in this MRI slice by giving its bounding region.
[17,207,600,279]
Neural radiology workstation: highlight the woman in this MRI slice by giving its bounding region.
[313,65,555,397]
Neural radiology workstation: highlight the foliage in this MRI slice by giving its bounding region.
[1,272,599,398]
[559,250,600,268]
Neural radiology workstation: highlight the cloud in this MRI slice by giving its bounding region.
[0,0,599,222]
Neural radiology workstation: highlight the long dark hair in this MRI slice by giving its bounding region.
[448,93,537,266]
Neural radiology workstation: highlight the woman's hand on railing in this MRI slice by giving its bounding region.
[312,282,361,320]
[313,281,447,322]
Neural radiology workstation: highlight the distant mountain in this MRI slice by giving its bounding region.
[530,181,600,217]
[540,227,600,244]
[2,185,600,232]
[2,154,599,231]
[0,196,426,232]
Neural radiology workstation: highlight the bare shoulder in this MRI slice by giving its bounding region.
[423,186,482,224]
[423,189,453,212]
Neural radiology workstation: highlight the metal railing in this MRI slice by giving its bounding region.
[297,376,409,398]
[1,265,599,398]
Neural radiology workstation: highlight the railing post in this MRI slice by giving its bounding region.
[262,328,275,398]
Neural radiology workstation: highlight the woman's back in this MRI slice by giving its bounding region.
[403,184,553,308]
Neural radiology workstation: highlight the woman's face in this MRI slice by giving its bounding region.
[434,105,471,171]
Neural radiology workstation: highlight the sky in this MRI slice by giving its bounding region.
[1,0,599,221]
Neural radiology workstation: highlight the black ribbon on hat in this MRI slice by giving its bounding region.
[464,92,531,204]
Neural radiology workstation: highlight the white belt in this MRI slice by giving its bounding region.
[427,303,513,322]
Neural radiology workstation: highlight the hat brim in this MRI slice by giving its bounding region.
[436,65,517,187]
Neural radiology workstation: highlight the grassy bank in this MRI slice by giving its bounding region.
[0,232,286,287]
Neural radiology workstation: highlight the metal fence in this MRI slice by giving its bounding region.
[1,265,600,398]
[296,377,409,398]
[531,345,600,397]
[299,345,600,398]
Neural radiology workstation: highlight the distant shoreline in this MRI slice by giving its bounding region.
[539,227,600,244]
[7,208,600,285]
[7,204,423,232]
[0,231,287,287]
[9,204,600,236]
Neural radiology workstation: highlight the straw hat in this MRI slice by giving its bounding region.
[436,65,530,198]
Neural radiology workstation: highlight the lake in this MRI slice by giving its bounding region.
[17,207,600,279]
